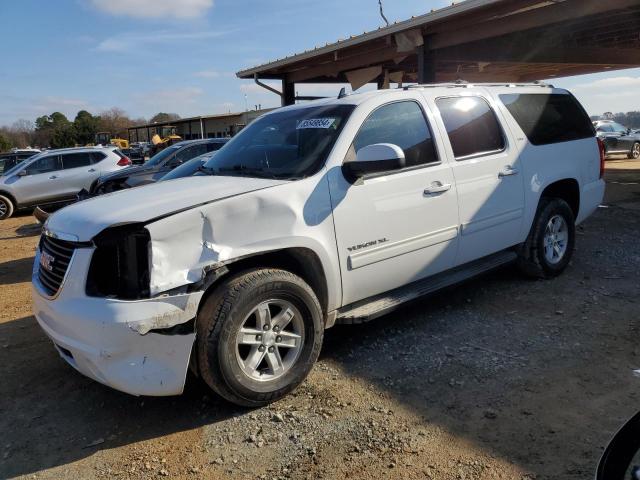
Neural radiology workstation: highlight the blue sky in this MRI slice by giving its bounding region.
[1,0,639,126]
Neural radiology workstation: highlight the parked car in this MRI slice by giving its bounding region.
[159,151,217,182]
[120,147,145,165]
[0,150,40,175]
[593,120,640,159]
[33,84,604,406]
[90,138,228,194]
[0,147,130,219]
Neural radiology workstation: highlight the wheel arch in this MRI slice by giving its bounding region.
[198,247,330,320]
[0,190,17,208]
[540,178,580,219]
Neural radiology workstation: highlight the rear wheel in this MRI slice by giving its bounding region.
[0,195,14,220]
[517,198,575,278]
[197,269,324,407]
[629,142,640,160]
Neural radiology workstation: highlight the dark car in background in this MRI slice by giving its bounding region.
[159,151,216,182]
[0,150,40,175]
[593,120,640,159]
[90,138,228,194]
[120,147,145,165]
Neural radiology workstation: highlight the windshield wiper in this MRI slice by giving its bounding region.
[217,165,277,179]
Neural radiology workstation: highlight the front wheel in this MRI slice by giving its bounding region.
[629,142,640,160]
[0,195,14,220]
[517,198,575,278]
[196,269,324,407]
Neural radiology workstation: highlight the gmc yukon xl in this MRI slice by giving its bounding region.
[32,84,605,406]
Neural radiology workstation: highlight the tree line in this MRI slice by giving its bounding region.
[0,110,181,152]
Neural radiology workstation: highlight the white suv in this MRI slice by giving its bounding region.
[32,84,605,405]
[0,147,131,219]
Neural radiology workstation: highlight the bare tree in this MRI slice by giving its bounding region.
[98,107,133,138]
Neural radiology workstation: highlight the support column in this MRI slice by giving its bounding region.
[282,78,295,106]
[417,44,436,84]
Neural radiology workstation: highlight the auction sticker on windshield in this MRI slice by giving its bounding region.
[297,118,336,129]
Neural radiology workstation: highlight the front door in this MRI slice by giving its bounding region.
[14,155,64,205]
[430,92,525,265]
[329,99,460,306]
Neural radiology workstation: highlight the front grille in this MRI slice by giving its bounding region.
[38,235,76,296]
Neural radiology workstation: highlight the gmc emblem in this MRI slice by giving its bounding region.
[40,251,55,272]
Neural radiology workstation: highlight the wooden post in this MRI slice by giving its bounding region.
[282,79,295,106]
[417,44,436,84]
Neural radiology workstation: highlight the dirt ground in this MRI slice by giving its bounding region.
[1,160,639,480]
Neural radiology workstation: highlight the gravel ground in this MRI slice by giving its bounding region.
[1,159,639,480]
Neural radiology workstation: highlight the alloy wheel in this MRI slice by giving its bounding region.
[235,299,304,382]
[543,214,569,265]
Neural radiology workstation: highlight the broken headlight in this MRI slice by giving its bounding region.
[86,225,151,300]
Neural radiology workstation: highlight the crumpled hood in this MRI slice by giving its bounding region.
[46,175,287,241]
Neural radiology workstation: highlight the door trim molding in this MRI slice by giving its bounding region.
[348,225,458,270]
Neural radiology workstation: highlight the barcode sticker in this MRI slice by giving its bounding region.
[297,118,336,129]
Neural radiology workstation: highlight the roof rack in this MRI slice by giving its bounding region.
[403,81,553,90]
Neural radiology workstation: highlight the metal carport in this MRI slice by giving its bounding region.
[237,0,640,105]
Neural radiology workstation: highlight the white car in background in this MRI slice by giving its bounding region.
[0,147,131,219]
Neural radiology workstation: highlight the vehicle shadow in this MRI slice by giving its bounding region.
[0,315,240,479]
[0,256,34,285]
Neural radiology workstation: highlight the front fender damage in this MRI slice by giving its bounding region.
[126,291,204,335]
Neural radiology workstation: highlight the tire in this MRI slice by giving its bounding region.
[629,142,640,160]
[517,198,575,278]
[196,268,324,407]
[0,195,14,220]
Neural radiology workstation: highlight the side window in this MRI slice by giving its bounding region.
[352,101,438,168]
[499,93,594,146]
[597,125,613,133]
[206,142,225,152]
[90,152,107,163]
[25,155,62,175]
[436,96,505,159]
[62,152,92,169]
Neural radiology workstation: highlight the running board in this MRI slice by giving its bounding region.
[336,250,517,325]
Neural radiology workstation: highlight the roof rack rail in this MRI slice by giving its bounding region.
[403,80,552,90]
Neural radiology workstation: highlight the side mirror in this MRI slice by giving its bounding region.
[17,170,27,177]
[343,143,406,180]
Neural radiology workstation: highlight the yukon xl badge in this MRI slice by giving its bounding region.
[40,251,55,272]
[347,238,388,252]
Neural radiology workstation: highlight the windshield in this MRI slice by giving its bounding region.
[145,145,180,167]
[1,151,45,177]
[160,151,216,181]
[202,104,355,179]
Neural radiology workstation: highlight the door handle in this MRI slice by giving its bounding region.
[88,168,96,172]
[498,166,519,178]
[424,181,452,195]
[49,175,58,180]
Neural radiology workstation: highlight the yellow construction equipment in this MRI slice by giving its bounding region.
[95,132,129,150]
[150,126,182,154]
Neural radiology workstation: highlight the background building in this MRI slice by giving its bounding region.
[127,109,272,143]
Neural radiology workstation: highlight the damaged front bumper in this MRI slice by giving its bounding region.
[32,248,203,396]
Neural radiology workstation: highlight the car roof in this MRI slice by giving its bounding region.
[40,146,116,154]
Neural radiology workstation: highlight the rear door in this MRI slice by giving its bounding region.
[58,152,101,195]
[14,154,64,205]
[427,90,525,265]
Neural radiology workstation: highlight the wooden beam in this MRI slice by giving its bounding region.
[429,0,640,49]
[437,45,640,66]
[287,45,401,83]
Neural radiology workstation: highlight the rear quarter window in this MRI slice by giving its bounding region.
[499,93,594,146]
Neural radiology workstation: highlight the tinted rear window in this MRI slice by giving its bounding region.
[500,93,594,146]
[436,96,505,159]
